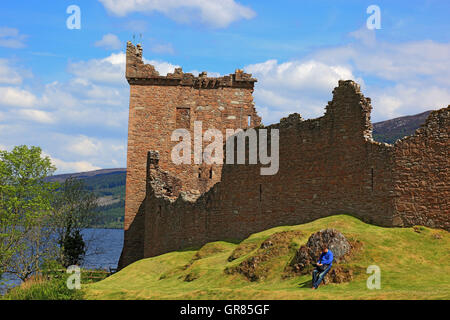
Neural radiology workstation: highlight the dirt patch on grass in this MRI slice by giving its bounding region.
[183,271,200,282]
[225,230,303,282]
[413,226,427,233]
[431,233,442,240]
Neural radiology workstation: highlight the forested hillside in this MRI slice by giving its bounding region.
[47,169,126,229]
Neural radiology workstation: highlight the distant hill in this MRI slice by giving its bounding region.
[49,110,433,229]
[372,110,432,144]
[46,168,126,183]
[48,168,126,229]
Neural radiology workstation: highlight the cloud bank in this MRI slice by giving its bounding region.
[1,26,449,172]
[98,0,256,28]
[245,28,450,124]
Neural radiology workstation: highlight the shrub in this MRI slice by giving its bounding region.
[2,275,84,300]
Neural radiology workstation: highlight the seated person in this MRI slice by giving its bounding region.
[312,246,333,290]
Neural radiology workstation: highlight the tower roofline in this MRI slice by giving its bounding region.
[125,41,257,88]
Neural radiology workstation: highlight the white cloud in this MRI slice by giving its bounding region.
[245,59,357,123]
[37,80,129,129]
[98,0,256,28]
[313,29,450,86]
[6,29,448,176]
[0,87,37,107]
[0,27,27,48]
[68,52,126,85]
[144,58,180,76]
[95,33,122,50]
[246,59,355,92]
[0,51,135,173]
[40,81,82,109]
[67,51,190,85]
[17,109,54,124]
[0,59,23,85]
[40,135,125,174]
[111,144,125,152]
[307,30,450,121]
[68,136,102,157]
[49,157,102,174]
[244,27,450,124]
[371,84,450,120]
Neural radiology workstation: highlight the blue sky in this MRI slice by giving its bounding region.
[0,0,449,173]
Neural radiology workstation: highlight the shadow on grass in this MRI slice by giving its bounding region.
[298,279,313,289]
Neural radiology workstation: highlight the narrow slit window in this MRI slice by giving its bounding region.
[248,115,252,127]
[371,168,374,192]
[209,168,213,179]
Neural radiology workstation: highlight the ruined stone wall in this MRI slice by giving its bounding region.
[142,81,401,259]
[120,43,449,267]
[120,42,261,268]
[392,107,449,229]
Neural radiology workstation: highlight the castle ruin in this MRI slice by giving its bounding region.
[119,42,449,268]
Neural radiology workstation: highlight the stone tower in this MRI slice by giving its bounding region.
[119,42,261,268]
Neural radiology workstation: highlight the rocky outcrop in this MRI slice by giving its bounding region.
[289,229,356,284]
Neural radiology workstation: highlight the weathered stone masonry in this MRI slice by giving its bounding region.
[120,42,261,267]
[119,42,449,268]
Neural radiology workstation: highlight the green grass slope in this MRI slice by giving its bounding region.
[84,215,449,300]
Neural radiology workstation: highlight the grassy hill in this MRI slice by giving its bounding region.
[84,215,450,300]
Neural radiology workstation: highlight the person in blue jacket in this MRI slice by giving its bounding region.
[312,246,334,289]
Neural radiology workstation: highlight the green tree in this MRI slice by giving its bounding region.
[0,146,58,281]
[52,178,98,267]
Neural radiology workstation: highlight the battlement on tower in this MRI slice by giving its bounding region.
[126,42,257,88]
